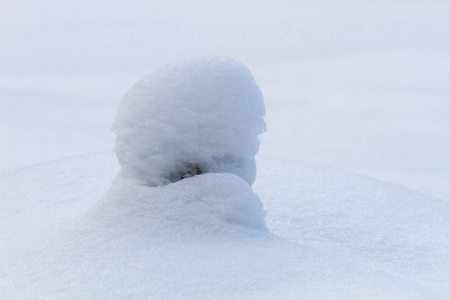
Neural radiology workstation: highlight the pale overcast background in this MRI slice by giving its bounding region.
[1,0,449,200]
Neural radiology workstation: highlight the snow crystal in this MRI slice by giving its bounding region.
[113,56,266,186]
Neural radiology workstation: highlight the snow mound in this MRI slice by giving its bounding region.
[104,57,267,232]
[113,56,266,186]
[2,153,450,298]
[88,173,267,235]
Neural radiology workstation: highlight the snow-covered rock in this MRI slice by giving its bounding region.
[113,56,266,186]
[97,57,268,233]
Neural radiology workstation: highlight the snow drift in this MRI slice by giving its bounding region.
[2,153,450,299]
[89,173,267,234]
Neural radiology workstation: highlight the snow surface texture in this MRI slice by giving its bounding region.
[1,153,450,299]
[113,56,266,186]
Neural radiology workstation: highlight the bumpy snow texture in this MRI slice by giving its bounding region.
[113,56,266,186]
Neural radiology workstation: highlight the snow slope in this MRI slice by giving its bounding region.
[1,152,450,299]
[256,50,450,201]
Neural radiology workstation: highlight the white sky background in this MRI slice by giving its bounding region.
[1,0,450,199]
[2,0,449,75]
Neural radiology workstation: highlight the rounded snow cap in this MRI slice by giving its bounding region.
[113,57,266,186]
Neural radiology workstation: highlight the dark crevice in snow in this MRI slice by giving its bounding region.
[167,162,204,183]
[165,155,245,184]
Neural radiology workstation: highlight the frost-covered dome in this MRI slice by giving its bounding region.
[113,56,266,186]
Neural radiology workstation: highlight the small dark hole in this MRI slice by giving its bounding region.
[167,163,205,183]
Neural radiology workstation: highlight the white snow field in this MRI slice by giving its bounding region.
[1,56,450,299]
[1,153,450,299]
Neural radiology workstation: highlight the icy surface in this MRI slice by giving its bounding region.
[1,153,450,299]
[113,57,265,186]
